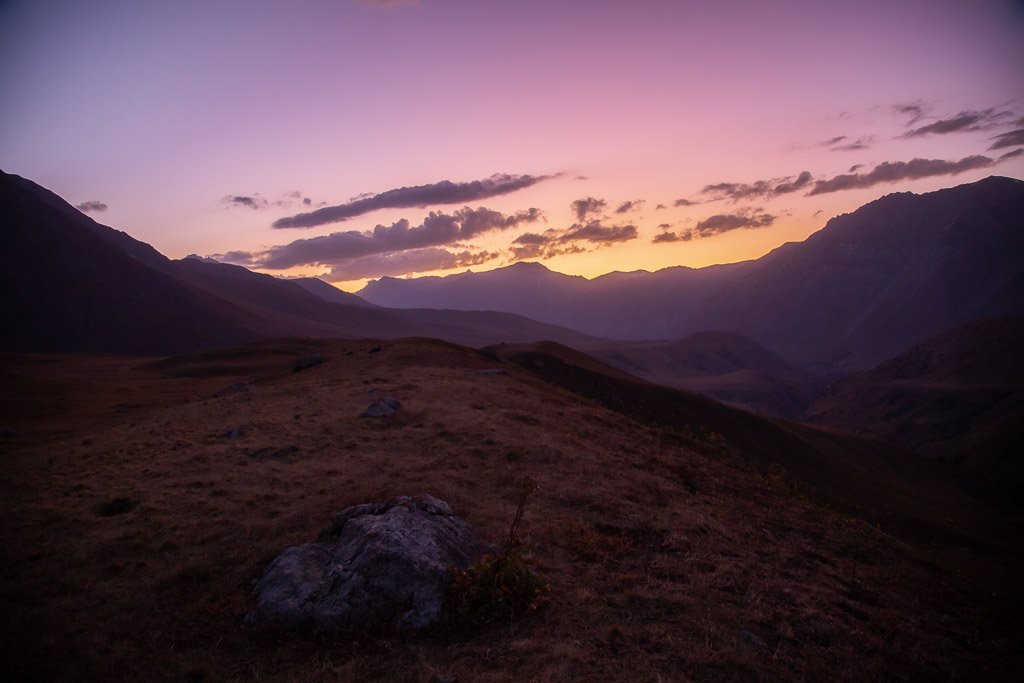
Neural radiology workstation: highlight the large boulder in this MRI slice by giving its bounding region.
[248,495,493,631]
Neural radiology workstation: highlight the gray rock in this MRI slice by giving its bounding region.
[293,353,324,372]
[249,495,492,631]
[361,395,400,417]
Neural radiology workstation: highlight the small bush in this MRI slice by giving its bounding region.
[444,483,549,631]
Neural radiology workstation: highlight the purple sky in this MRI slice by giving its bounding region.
[2,0,1022,289]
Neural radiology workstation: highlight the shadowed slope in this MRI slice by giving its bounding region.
[583,331,824,417]
[803,317,1024,506]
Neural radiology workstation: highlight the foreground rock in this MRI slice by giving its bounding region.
[248,495,493,631]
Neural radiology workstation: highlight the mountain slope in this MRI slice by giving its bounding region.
[0,171,605,354]
[582,331,824,417]
[1,338,1019,680]
[360,176,1024,374]
[802,317,1024,504]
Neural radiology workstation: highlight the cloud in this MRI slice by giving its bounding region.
[560,221,637,244]
[508,219,637,261]
[652,231,685,243]
[570,196,607,221]
[327,247,496,281]
[830,136,874,151]
[75,200,108,213]
[223,195,268,210]
[657,222,672,229]
[655,203,667,210]
[223,206,541,270]
[998,148,1024,161]
[893,101,931,125]
[700,171,812,202]
[273,173,553,228]
[652,208,775,244]
[902,108,1013,138]
[673,198,697,207]
[615,199,645,214]
[989,128,1024,150]
[848,164,863,173]
[807,154,1011,195]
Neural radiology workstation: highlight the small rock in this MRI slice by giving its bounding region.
[476,368,505,376]
[250,445,299,459]
[226,427,245,440]
[361,396,400,417]
[248,495,493,631]
[293,353,324,372]
[368,345,382,354]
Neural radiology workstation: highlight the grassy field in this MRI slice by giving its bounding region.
[1,338,1021,681]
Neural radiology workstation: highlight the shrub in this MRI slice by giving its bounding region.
[444,483,550,631]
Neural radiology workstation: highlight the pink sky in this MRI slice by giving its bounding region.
[2,0,1022,290]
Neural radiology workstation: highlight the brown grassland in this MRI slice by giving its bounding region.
[1,338,1021,681]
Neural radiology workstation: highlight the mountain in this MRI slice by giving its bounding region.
[0,171,603,354]
[290,276,376,307]
[2,338,1019,680]
[582,332,824,417]
[360,176,1024,374]
[802,317,1024,505]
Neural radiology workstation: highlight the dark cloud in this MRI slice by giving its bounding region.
[999,148,1024,161]
[657,222,673,229]
[807,154,1009,195]
[673,198,697,207]
[652,231,686,243]
[848,164,863,173]
[615,199,645,214]
[902,108,1013,138]
[655,203,667,210]
[652,208,775,244]
[771,171,812,195]
[273,173,553,228]
[831,136,874,151]
[75,200,108,213]
[327,247,496,281]
[893,102,930,125]
[560,221,637,244]
[812,209,823,217]
[225,206,541,270]
[573,175,589,181]
[700,171,812,202]
[223,195,268,210]
[820,135,847,147]
[692,210,775,235]
[507,219,637,261]
[570,196,607,221]
[989,128,1024,150]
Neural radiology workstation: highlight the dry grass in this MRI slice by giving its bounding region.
[1,338,1021,681]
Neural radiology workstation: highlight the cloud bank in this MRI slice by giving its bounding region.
[807,153,1018,195]
[220,206,541,270]
[653,208,775,243]
[274,173,552,228]
[700,171,812,202]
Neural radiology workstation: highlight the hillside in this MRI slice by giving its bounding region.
[0,171,604,354]
[803,317,1024,505]
[1,338,1020,680]
[582,331,824,417]
[360,176,1024,374]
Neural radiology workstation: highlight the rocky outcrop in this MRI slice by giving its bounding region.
[248,495,492,631]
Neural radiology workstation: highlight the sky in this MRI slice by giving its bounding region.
[2,0,1023,291]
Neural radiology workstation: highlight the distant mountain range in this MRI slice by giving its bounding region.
[360,176,1024,375]
[0,171,600,355]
